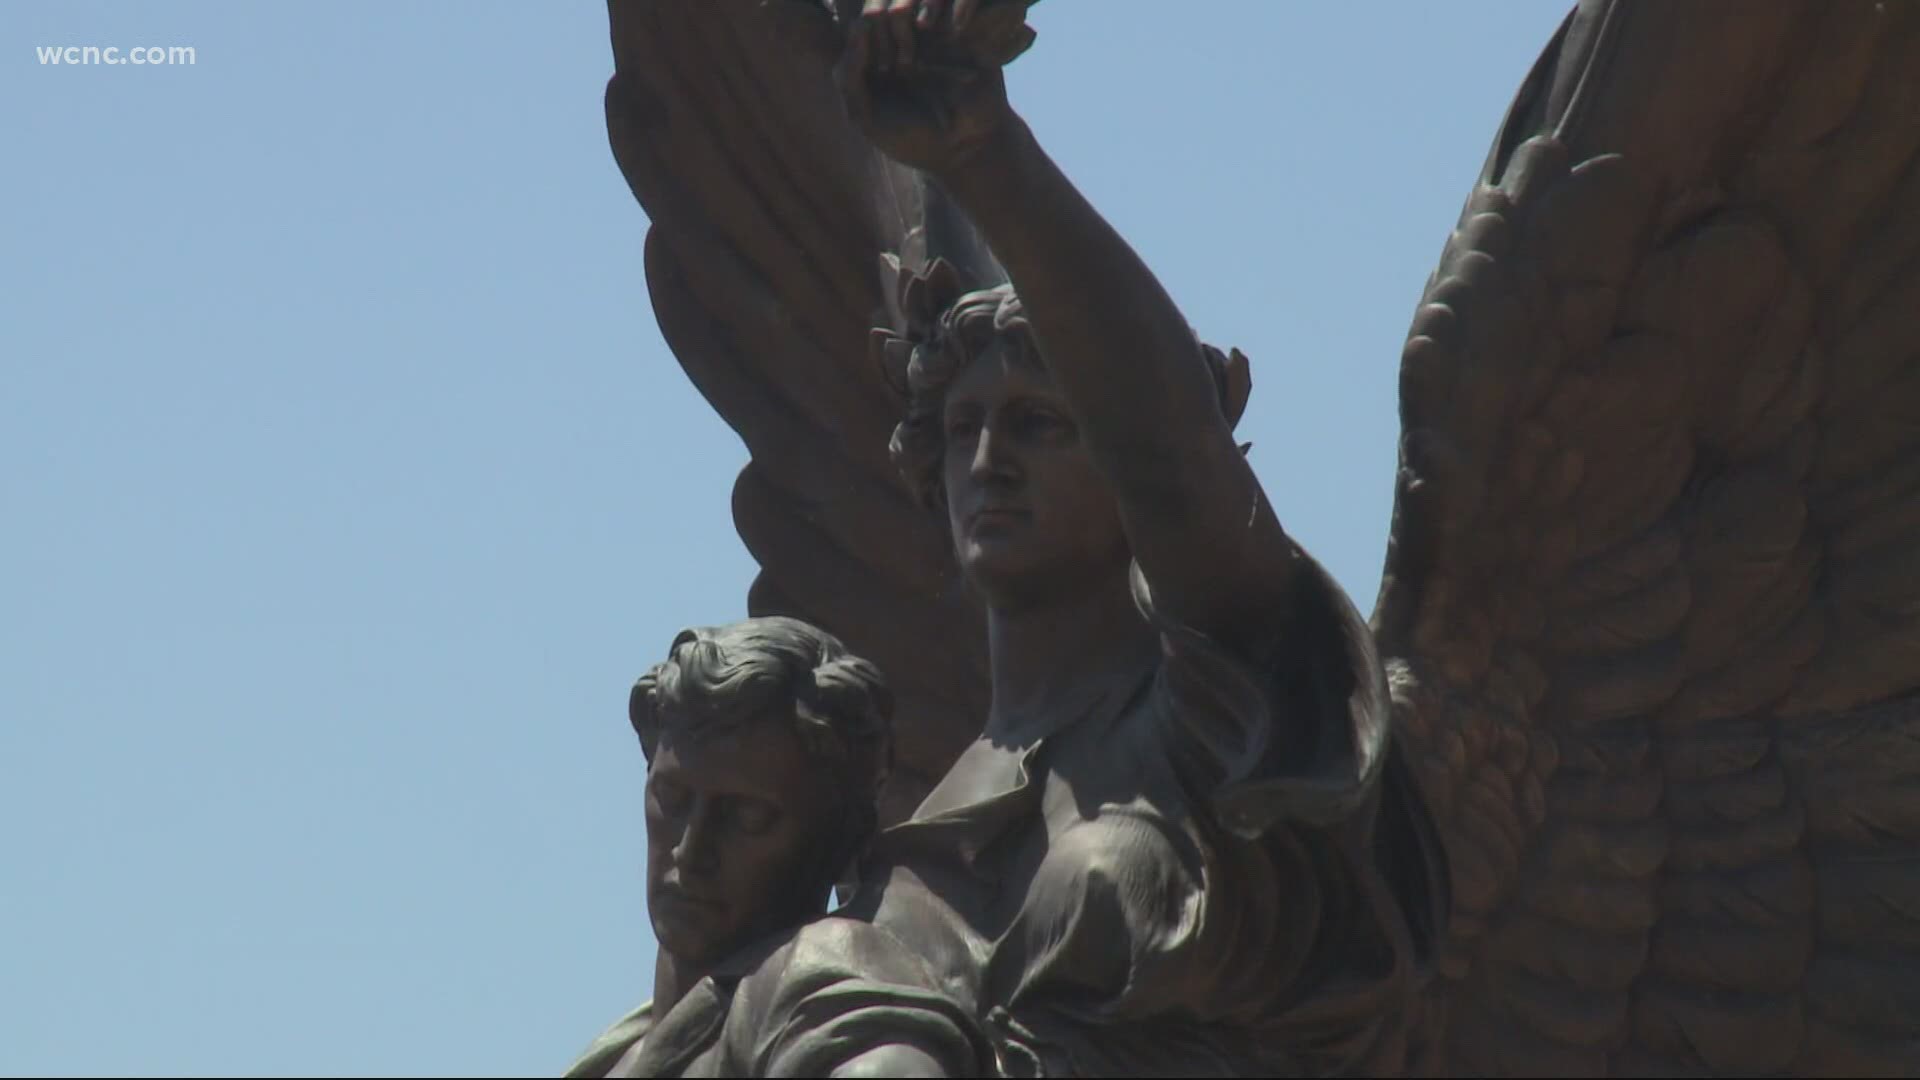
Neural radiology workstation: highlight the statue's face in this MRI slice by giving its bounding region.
[643,716,836,968]
[940,347,1131,609]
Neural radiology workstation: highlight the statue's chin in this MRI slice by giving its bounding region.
[958,542,1049,606]
[960,544,1129,616]
[649,905,732,968]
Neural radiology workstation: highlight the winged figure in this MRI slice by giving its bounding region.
[599,0,1920,1073]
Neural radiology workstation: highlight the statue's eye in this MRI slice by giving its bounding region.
[1018,406,1070,438]
[731,798,779,836]
[650,777,691,816]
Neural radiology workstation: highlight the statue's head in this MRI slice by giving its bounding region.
[629,616,893,968]
[876,259,1250,611]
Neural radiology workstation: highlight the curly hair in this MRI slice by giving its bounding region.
[872,257,1252,513]
[629,616,894,883]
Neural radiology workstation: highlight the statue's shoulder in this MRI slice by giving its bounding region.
[752,915,936,992]
[721,914,968,1037]
[562,999,654,1079]
[724,915,993,1077]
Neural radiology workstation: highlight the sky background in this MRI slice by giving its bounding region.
[3,3,1571,1075]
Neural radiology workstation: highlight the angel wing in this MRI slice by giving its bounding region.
[603,0,1012,822]
[1374,1,1920,1073]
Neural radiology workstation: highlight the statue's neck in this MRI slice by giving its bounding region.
[983,568,1159,742]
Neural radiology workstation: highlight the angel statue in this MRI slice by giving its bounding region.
[595,0,1920,1074]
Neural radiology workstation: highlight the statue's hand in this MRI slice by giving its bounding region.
[836,0,1028,178]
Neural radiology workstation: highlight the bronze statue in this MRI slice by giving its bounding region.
[567,618,987,1077]
[811,4,1445,1071]
[601,0,1920,1074]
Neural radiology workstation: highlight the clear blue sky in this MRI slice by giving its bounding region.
[2,3,1570,1075]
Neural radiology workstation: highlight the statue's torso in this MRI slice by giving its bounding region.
[857,665,1339,1076]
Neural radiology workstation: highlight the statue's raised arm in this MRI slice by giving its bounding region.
[841,0,1300,653]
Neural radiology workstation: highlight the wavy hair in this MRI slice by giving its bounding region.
[629,616,894,885]
[871,257,1254,513]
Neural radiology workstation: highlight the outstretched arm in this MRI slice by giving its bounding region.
[841,1,1305,646]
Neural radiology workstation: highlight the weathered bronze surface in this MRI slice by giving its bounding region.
[586,1,1920,1074]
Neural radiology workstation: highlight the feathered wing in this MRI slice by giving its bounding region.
[1373,1,1920,1073]
[604,0,999,822]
